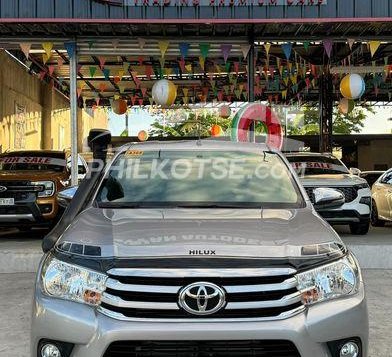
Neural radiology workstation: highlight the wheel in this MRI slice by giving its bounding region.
[371,201,385,227]
[349,222,370,235]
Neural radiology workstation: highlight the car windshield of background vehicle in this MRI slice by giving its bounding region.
[96,150,304,209]
[286,156,349,176]
[0,155,66,172]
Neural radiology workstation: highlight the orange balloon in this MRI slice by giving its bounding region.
[138,130,149,142]
[211,124,223,137]
[111,99,128,115]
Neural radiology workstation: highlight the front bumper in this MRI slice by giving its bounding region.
[0,195,58,226]
[31,284,369,357]
[316,188,371,225]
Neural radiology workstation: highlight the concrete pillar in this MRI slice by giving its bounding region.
[41,84,53,150]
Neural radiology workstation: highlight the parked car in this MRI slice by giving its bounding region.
[32,140,368,357]
[359,171,385,188]
[371,168,392,226]
[0,150,88,230]
[285,152,372,235]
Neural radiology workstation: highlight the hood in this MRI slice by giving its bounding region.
[299,174,366,187]
[56,207,344,259]
[0,170,67,181]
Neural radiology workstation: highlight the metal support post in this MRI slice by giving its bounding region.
[319,71,333,153]
[69,42,79,186]
[247,30,255,143]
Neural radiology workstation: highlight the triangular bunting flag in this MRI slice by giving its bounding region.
[303,41,310,52]
[98,57,106,70]
[89,67,97,77]
[64,42,76,59]
[282,43,293,60]
[179,43,190,59]
[42,42,53,59]
[264,43,271,55]
[323,39,333,58]
[199,43,210,59]
[19,43,32,59]
[347,39,355,50]
[138,38,146,50]
[158,40,170,58]
[102,68,110,80]
[241,44,251,59]
[199,56,205,70]
[369,41,381,58]
[221,44,232,63]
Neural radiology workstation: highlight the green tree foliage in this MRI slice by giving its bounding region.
[288,105,373,135]
[149,110,232,137]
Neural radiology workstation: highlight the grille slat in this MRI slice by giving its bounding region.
[103,340,301,357]
[100,267,303,321]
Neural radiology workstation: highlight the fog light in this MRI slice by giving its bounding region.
[340,341,359,357]
[41,344,61,357]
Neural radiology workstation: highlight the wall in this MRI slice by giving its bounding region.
[358,140,392,171]
[0,51,108,153]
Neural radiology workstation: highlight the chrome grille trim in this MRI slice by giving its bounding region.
[106,278,181,294]
[107,267,296,278]
[98,305,306,323]
[225,277,297,293]
[225,291,301,310]
[102,293,180,310]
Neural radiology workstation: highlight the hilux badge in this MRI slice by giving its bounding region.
[0,186,7,193]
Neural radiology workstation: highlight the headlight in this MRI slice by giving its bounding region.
[33,181,55,197]
[41,256,107,306]
[296,254,361,306]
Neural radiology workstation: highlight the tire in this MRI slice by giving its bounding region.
[349,222,370,235]
[371,201,385,227]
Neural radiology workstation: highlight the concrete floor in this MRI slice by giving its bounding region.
[0,271,391,357]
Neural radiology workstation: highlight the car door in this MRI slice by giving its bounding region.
[374,170,392,219]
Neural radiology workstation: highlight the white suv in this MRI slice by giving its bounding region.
[286,152,372,235]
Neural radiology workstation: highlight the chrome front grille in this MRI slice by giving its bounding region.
[99,268,305,321]
[305,186,358,204]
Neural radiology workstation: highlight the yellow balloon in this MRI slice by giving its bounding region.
[340,74,365,100]
[152,79,177,106]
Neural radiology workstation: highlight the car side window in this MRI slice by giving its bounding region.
[381,171,392,185]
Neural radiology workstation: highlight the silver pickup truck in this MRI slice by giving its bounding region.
[32,139,368,357]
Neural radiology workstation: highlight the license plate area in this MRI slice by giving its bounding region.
[0,198,15,206]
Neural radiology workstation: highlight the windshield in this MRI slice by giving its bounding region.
[0,154,66,172]
[96,150,304,209]
[286,155,349,176]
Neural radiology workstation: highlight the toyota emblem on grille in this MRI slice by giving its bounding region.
[0,186,7,193]
[179,282,226,316]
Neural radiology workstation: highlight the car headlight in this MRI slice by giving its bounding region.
[41,256,107,306]
[296,254,361,306]
[33,181,55,198]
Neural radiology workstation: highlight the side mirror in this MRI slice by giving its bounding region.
[57,186,78,208]
[349,167,361,176]
[313,187,345,210]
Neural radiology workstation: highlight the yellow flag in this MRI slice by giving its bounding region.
[264,43,271,55]
[118,70,124,81]
[369,41,381,58]
[158,41,170,58]
[185,64,192,72]
[42,42,53,60]
[182,88,189,97]
[199,56,205,70]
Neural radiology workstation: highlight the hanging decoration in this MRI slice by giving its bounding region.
[152,79,177,106]
[219,105,231,119]
[19,43,32,59]
[240,44,251,59]
[199,43,210,59]
[340,74,366,100]
[323,39,333,58]
[179,43,190,59]
[138,38,146,50]
[138,130,149,142]
[220,44,232,63]
[231,103,283,150]
[158,40,170,58]
[338,98,355,115]
[111,98,128,115]
[210,124,223,137]
[281,43,293,60]
[369,41,381,58]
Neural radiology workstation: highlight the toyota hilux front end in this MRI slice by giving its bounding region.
[31,140,368,357]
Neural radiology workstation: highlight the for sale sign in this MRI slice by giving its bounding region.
[0,156,66,167]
